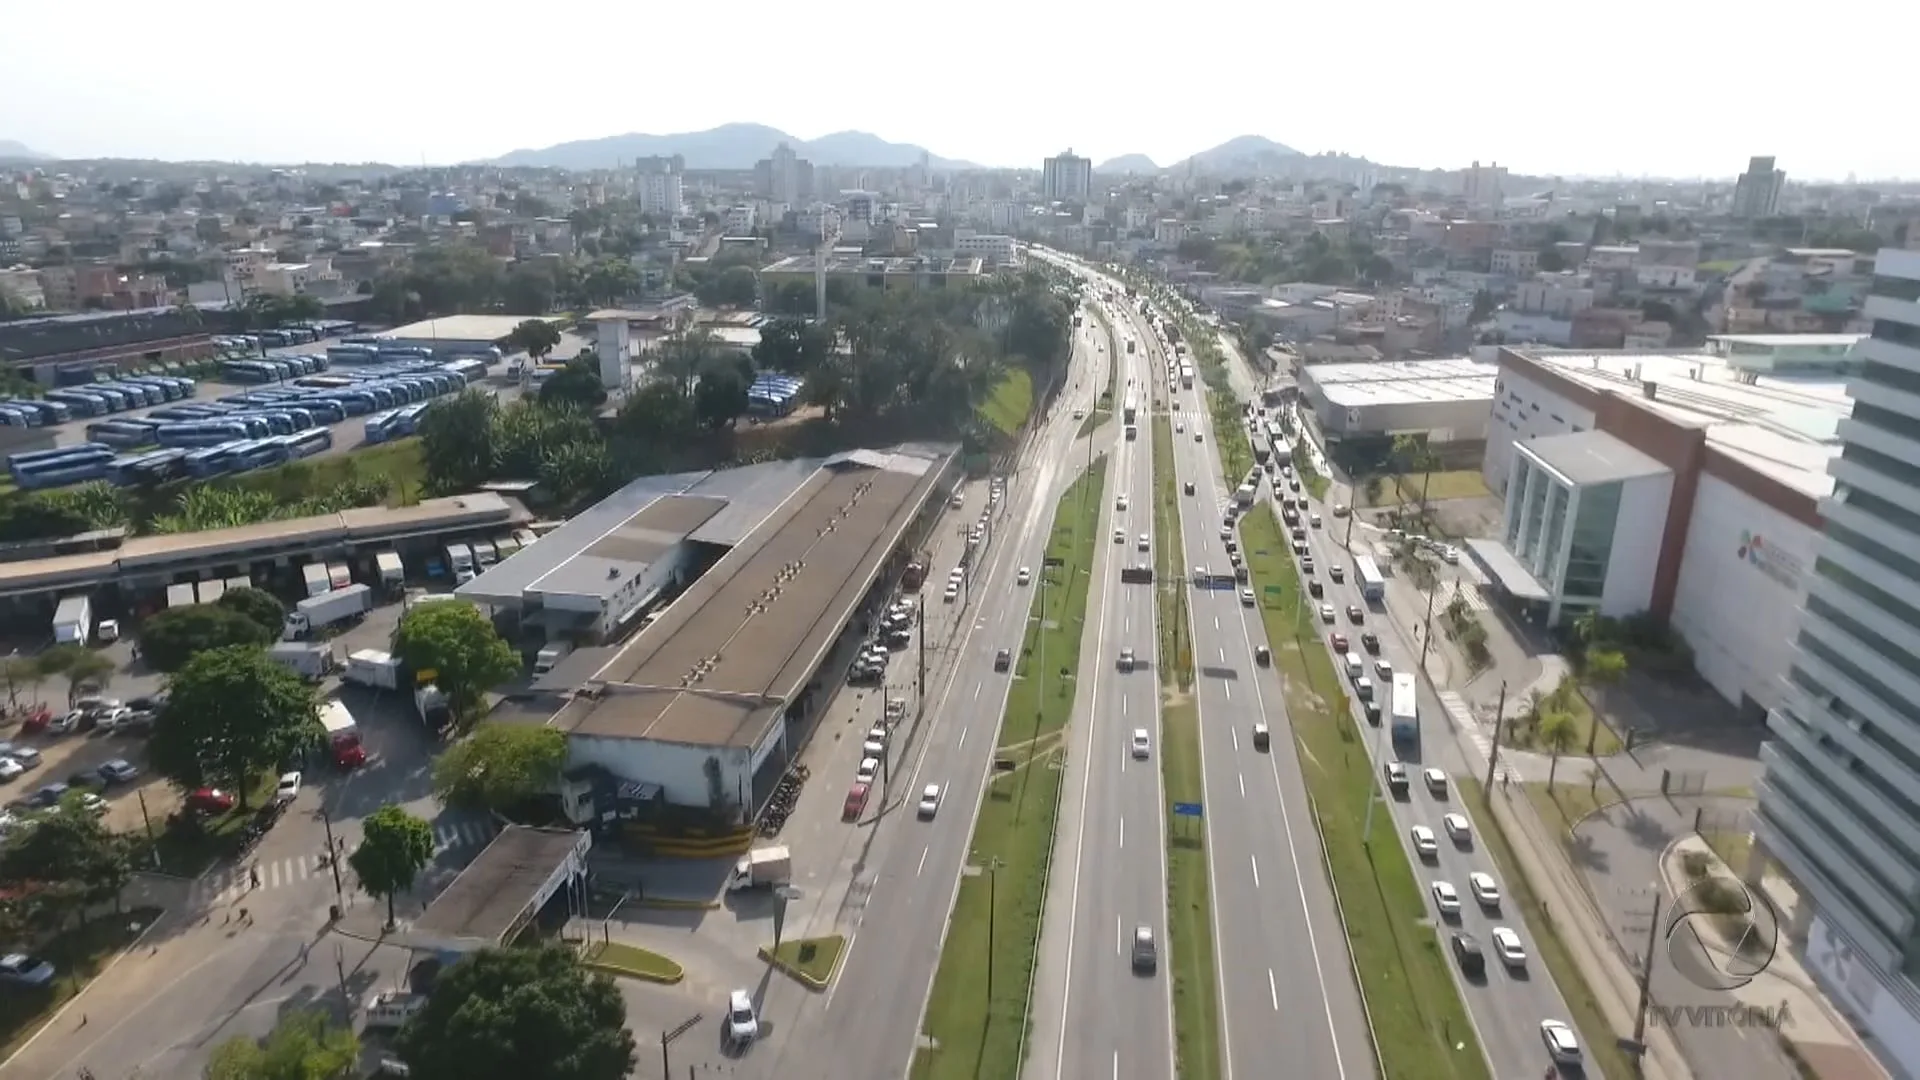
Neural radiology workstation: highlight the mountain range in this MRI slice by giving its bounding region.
[0,140,51,162]
[1099,136,1302,176]
[489,123,978,171]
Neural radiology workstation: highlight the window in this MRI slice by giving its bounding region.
[1559,481,1621,600]
[1872,318,1920,351]
[1550,413,1563,423]
[1871,275,1920,303]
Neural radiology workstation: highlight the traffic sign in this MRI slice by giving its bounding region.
[1172,802,1203,818]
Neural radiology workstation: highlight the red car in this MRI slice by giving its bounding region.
[843,782,871,821]
[1329,633,1349,653]
[186,788,235,813]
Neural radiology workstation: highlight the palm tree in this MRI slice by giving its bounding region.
[1570,608,1600,650]
[1581,648,1629,754]
[1540,710,1577,789]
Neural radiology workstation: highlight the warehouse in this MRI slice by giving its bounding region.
[376,314,563,358]
[1296,357,1498,444]
[408,826,592,955]
[1476,346,1849,721]
[489,444,959,822]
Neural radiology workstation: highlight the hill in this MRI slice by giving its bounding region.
[489,123,976,170]
[1096,154,1160,174]
[0,140,52,162]
[1169,135,1302,175]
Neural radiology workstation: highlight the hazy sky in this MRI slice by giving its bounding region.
[4,0,1907,180]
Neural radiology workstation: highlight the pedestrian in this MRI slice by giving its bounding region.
[78,1014,87,1028]
[249,865,261,890]
[239,907,250,925]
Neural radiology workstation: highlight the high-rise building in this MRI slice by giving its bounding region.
[1042,150,1093,202]
[1732,156,1786,219]
[1461,161,1507,209]
[754,143,813,204]
[637,167,683,218]
[1757,245,1920,1069]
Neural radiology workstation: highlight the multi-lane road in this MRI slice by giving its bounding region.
[1028,295,1176,1080]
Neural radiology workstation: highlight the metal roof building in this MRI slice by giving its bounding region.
[1296,357,1499,443]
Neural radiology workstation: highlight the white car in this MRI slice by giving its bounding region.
[1309,513,1321,527]
[1114,528,1126,544]
[856,757,880,784]
[1443,812,1472,844]
[1219,526,1232,540]
[0,759,21,782]
[1116,494,1129,511]
[1131,729,1151,759]
[1240,588,1255,606]
[1410,825,1438,858]
[1430,881,1461,916]
[1423,768,1448,797]
[274,772,302,803]
[1318,604,1335,622]
[1017,567,1032,586]
[726,989,759,1045]
[1193,432,1203,443]
[1174,421,1184,433]
[1539,1019,1581,1064]
[1491,926,1527,967]
[861,738,886,759]
[1137,534,1150,552]
[1373,659,1393,680]
[918,784,942,818]
[1468,871,1501,908]
[944,584,960,604]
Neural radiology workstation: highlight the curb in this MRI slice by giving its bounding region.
[630,897,721,911]
[584,959,684,985]
[757,936,846,992]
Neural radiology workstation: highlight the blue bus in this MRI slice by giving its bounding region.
[9,444,111,470]
[108,449,186,486]
[0,402,44,427]
[232,440,289,471]
[104,382,162,407]
[443,359,487,383]
[0,407,35,427]
[364,411,399,444]
[156,421,254,448]
[14,458,109,490]
[182,443,245,477]
[10,399,69,424]
[282,428,333,459]
[86,421,157,448]
[221,361,275,384]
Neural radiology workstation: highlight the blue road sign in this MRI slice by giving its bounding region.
[1172,802,1203,818]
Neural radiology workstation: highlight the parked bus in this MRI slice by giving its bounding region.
[156,421,255,448]
[183,442,245,477]
[86,421,158,448]
[108,449,186,486]
[1389,672,1419,747]
[1353,555,1386,601]
[364,411,400,444]
[11,399,70,424]
[281,428,333,459]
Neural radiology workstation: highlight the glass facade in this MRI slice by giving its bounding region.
[1562,481,1622,602]
[1498,447,1621,625]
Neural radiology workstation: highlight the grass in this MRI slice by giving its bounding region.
[912,460,1107,1080]
[1523,781,1610,842]
[1391,470,1489,505]
[1703,827,1755,876]
[762,935,844,988]
[133,771,279,877]
[979,368,1036,439]
[1077,408,1109,440]
[1460,779,1641,1080]
[584,940,684,983]
[0,907,162,1058]
[1152,414,1220,1078]
[1504,680,1621,757]
[1292,439,1331,501]
[1238,503,1489,1080]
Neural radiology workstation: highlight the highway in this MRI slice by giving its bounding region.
[1276,395,1586,1078]
[739,308,1111,1080]
[1118,286,1378,1080]
[1026,292,1176,1080]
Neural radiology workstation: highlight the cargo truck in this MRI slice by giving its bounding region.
[301,563,331,598]
[318,700,366,768]
[270,642,335,680]
[52,595,92,645]
[166,583,197,608]
[1234,483,1257,507]
[414,683,450,730]
[726,845,792,892]
[375,551,404,593]
[445,543,475,584]
[283,583,373,639]
[327,563,351,590]
[343,648,401,690]
[195,578,226,605]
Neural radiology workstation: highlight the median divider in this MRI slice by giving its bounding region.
[1238,503,1491,1080]
[911,460,1107,1080]
[1153,413,1224,1080]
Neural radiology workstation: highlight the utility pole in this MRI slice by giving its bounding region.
[916,604,927,723]
[320,806,345,910]
[1483,680,1508,797]
[983,857,1003,1004]
[1417,573,1440,679]
[333,944,350,1014]
[1632,891,1663,1051]
[135,791,159,869]
[660,1014,701,1080]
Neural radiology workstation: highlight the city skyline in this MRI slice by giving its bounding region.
[2,0,1910,181]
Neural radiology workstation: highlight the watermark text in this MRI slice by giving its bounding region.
[1649,1002,1791,1030]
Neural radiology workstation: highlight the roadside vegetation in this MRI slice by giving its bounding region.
[913,460,1106,1080]
[1151,413,1223,1079]
[1238,503,1490,1080]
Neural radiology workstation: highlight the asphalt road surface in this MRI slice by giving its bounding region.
[728,313,1109,1080]
[1026,295,1176,1080]
[1115,286,1377,1080]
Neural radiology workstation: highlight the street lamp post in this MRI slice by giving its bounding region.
[660,1014,701,1080]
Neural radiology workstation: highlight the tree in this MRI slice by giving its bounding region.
[539,362,608,411]
[33,644,114,705]
[1581,648,1628,754]
[138,603,275,672]
[432,723,567,814]
[350,804,435,930]
[205,1009,360,1080]
[693,265,759,309]
[0,801,132,930]
[1539,710,1577,789]
[750,317,834,375]
[217,586,288,637]
[506,319,562,362]
[147,646,318,805]
[418,389,500,494]
[390,602,519,729]
[396,946,636,1080]
[692,355,751,429]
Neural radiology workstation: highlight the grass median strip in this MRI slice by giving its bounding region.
[912,460,1107,1080]
[1239,504,1490,1080]
[1153,414,1223,1080]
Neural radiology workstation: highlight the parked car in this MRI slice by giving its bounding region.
[0,953,54,988]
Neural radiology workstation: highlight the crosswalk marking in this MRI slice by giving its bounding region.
[1438,691,1494,765]
[192,818,496,905]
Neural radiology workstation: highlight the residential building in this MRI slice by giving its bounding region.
[1757,246,1920,1072]
[637,168,684,218]
[1704,333,1863,376]
[1461,161,1507,210]
[754,143,813,205]
[1733,155,1787,220]
[1042,150,1094,203]
[1491,249,1539,276]
[954,233,1017,267]
[756,254,984,297]
[0,267,45,310]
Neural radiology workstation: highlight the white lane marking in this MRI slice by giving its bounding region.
[1122,696,1128,715]
[972,681,981,700]
[1250,854,1261,888]
[956,726,968,751]
[1113,1051,1120,1080]
[1230,727,1239,751]
[1119,817,1125,850]
[1223,682,1232,701]
[1219,648,1227,662]
[1214,615,1220,630]
[1269,968,1280,1011]
[1116,917,1123,956]
[917,847,928,876]
[1238,772,1246,797]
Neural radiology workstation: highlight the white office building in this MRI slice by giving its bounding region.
[1042,150,1093,203]
[1759,246,1920,1075]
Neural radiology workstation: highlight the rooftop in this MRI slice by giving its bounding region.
[408,827,589,951]
[380,314,563,343]
[1706,333,1864,349]
[1304,357,1499,409]
[1522,430,1671,487]
[537,446,949,748]
[1516,349,1854,499]
[758,255,985,277]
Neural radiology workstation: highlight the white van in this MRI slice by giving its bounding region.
[364,991,426,1031]
[1344,651,1364,679]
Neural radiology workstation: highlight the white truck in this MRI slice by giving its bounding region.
[51,595,91,645]
[726,846,792,892]
[1234,482,1257,507]
[165,583,197,609]
[283,583,373,639]
[301,563,331,598]
[270,641,335,680]
[195,578,226,604]
[533,641,572,675]
[327,563,351,591]
[319,699,366,768]
[375,551,405,593]
[471,539,498,567]
[343,648,402,691]
[363,991,425,1031]
[414,683,450,729]
[445,543,475,584]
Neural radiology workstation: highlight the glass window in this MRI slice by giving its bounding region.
[1559,480,1622,600]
